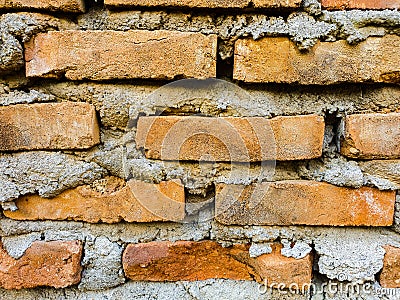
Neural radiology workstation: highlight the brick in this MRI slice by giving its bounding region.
[0,102,99,151]
[215,180,395,226]
[104,0,301,9]
[341,113,400,159]
[123,241,312,287]
[25,30,217,80]
[136,115,324,162]
[4,177,185,223]
[234,36,400,84]
[0,0,85,12]
[380,245,400,288]
[0,240,82,289]
[322,0,400,10]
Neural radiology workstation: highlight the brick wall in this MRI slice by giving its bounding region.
[0,0,400,299]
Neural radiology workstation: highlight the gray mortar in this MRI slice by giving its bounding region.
[249,242,272,258]
[1,232,42,259]
[0,86,54,105]
[0,13,76,73]
[0,151,106,209]
[395,195,400,234]
[0,279,310,300]
[281,240,312,259]
[78,236,125,291]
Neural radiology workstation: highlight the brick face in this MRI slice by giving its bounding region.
[104,0,301,8]
[0,241,83,289]
[0,102,99,151]
[322,0,400,10]
[380,245,400,288]
[4,178,185,223]
[233,36,400,84]
[25,30,217,80]
[123,241,312,287]
[215,181,395,226]
[136,115,324,162]
[341,113,400,159]
[0,0,85,12]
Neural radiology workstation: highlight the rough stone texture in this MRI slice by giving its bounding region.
[0,102,99,151]
[0,279,310,300]
[341,113,400,159]
[123,241,312,287]
[79,236,125,291]
[136,115,324,162]
[380,245,400,288]
[25,30,217,80]
[0,88,54,106]
[360,160,400,190]
[215,181,395,226]
[234,36,400,84]
[0,151,106,207]
[104,0,301,8]
[0,0,85,12]
[314,230,388,282]
[5,177,186,223]
[0,240,83,289]
[322,0,400,10]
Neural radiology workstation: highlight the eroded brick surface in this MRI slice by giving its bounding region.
[5,178,185,223]
[0,0,85,12]
[25,30,217,80]
[215,181,395,226]
[0,240,83,289]
[322,0,400,10]
[380,245,400,288]
[136,115,324,162]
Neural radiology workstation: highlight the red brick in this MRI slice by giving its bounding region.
[122,241,312,288]
[0,240,82,289]
[341,113,400,159]
[234,36,400,84]
[380,245,400,288]
[0,0,85,12]
[25,30,217,80]
[104,0,301,8]
[0,102,99,151]
[322,0,400,10]
[4,177,185,223]
[136,115,324,162]
[215,180,395,226]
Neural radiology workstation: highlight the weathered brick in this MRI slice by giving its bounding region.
[136,115,324,162]
[4,177,185,223]
[234,36,400,84]
[0,0,85,12]
[215,181,395,226]
[25,30,217,80]
[0,102,99,151]
[322,0,400,10]
[380,245,400,288]
[123,241,312,287]
[104,0,301,8]
[341,113,400,159]
[0,240,82,289]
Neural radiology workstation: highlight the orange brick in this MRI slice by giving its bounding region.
[322,0,400,10]
[341,113,400,159]
[122,241,312,287]
[25,30,217,80]
[215,181,395,226]
[4,177,185,223]
[0,102,99,151]
[234,36,400,84]
[380,245,400,288]
[104,0,301,8]
[0,240,82,289]
[136,115,324,162]
[0,0,85,12]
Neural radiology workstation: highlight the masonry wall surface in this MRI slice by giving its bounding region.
[0,0,400,299]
